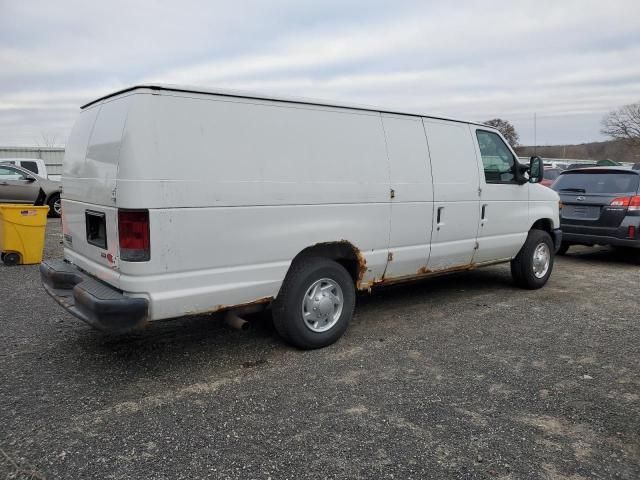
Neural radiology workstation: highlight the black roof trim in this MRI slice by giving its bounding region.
[81,85,160,108]
[80,85,481,126]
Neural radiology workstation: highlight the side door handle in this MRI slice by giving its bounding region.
[436,206,445,230]
[481,204,488,224]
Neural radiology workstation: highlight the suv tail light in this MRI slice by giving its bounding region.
[610,196,640,211]
[118,210,150,261]
[610,197,630,207]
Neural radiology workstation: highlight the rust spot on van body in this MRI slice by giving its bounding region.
[373,263,478,288]
[190,296,273,317]
[354,247,368,288]
[307,239,369,290]
[373,258,511,289]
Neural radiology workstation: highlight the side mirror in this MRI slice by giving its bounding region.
[24,175,37,183]
[529,156,544,183]
[515,162,529,185]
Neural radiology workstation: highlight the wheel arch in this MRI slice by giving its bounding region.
[287,240,366,289]
[530,218,553,234]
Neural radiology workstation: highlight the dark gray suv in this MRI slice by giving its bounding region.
[552,167,640,253]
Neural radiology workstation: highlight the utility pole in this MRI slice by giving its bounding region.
[534,112,537,156]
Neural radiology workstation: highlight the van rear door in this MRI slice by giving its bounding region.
[62,96,132,274]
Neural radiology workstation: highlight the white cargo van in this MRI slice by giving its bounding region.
[41,85,561,348]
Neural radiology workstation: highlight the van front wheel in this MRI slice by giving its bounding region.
[273,257,355,349]
[511,229,554,289]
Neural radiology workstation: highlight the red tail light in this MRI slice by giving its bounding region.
[118,210,150,261]
[629,225,637,239]
[610,197,630,207]
[610,196,640,211]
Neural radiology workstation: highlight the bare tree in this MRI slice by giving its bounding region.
[482,118,520,146]
[37,131,59,148]
[601,102,640,145]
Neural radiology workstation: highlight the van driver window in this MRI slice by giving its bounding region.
[476,130,516,183]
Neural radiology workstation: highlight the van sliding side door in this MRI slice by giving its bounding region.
[422,119,481,271]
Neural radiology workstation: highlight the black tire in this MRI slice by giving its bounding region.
[511,229,554,290]
[273,256,356,349]
[556,242,571,255]
[3,252,20,266]
[47,193,61,218]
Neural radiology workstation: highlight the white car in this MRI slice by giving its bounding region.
[41,85,561,349]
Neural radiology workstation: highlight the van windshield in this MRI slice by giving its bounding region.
[553,171,639,195]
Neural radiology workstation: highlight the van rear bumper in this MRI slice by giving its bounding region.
[40,259,148,332]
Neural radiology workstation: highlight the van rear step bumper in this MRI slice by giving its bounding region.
[40,259,148,333]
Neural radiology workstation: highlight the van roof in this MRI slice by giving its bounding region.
[81,84,486,127]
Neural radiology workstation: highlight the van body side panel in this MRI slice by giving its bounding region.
[381,114,433,279]
[470,126,530,263]
[117,93,390,207]
[113,93,391,319]
[115,204,388,319]
[422,119,480,271]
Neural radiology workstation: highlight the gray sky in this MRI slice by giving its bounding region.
[1,0,639,147]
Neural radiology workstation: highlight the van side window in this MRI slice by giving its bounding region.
[476,130,516,184]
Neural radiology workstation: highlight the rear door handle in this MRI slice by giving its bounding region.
[437,206,445,226]
[481,204,488,222]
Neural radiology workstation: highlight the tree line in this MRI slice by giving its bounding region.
[481,100,640,162]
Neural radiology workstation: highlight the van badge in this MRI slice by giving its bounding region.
[576,196,585,201]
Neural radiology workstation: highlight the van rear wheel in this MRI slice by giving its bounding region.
[511,229,554,289]
[273,256,355,349]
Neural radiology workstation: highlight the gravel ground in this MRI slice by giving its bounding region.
[1,219,639,479]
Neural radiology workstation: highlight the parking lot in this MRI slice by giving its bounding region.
[1,219,639,479]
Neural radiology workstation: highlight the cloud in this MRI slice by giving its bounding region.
[1,0,639,146]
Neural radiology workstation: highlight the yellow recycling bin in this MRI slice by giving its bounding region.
[0,204,50,266]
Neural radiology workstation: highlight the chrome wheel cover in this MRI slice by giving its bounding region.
[532,243,550,278]
[301,278,344,333]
